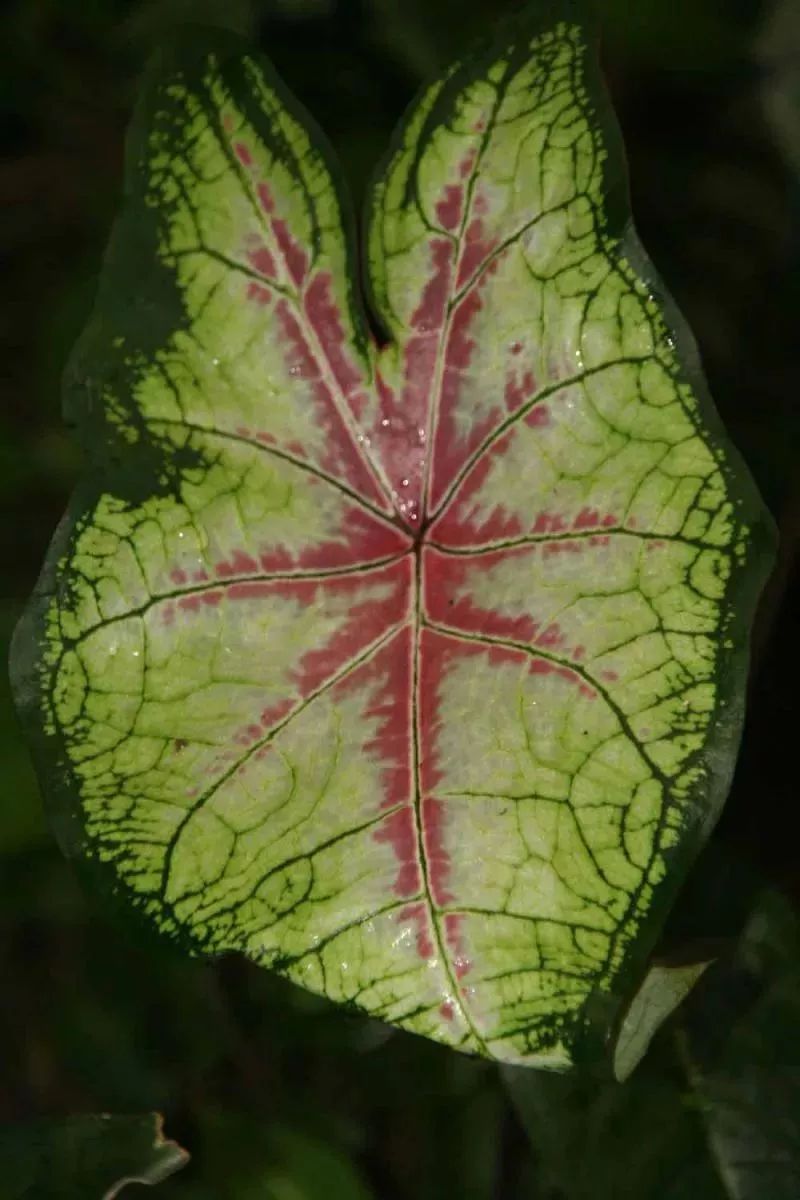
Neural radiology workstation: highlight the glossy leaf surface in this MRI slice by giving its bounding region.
[12,2,772,1068]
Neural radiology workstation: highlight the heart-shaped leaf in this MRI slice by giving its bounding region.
[12,2,773,1068]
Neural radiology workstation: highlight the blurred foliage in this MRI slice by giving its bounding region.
[505,888,800,1199]
[0,1112,188,1198]
[2,0,799,1195]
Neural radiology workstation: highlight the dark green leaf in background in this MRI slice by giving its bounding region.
[0,1112,188,1200]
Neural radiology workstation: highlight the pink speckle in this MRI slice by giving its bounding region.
[411,239,452,332]
[215,550,259,579]
[535,624,565,649]
[444,913,471,979]
[422,796,453,906]
[458,148,477,180]
[574,507,601,530]
[456,216,496,288]
[304,272,364,398]
[398,904,434,960]
[533,512,567,535]
[505,370,537,412]
[272,218,307,288]
[234,141,253,167]
[260,700,292,729]
[248,246,277,278]
[436,184,463,232]
[525,402,549,428]
[170,568,188,585]
[257,182,274,214]
[530,657,596,700]
[375,803,420,898]
[440,1000,455,1021]
[247,281,271,306]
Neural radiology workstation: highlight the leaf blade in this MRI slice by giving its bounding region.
[12,5,774,1070]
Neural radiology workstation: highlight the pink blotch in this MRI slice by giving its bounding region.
[505,370,538,413]
[358,627,414,812]
[535,623,565,649]
[422,544,540,644]
[533,512,567,535]
[436,184,463,231]
[272,299,384,502]
[459,148,477,179]
[257,182,274,214]
[525,403,550,428]
[456,216,496,288]
[215,550,259,579]
[427,428,524,547]
[234,141,253,167]
[260,700,292,729]
[422,796,453,906]
[574,507,601,530]
[291,560,413,695]
[398,904,434,959]
[304,272,364,398]
[530,657,596,700]
[247,246,277,277]
[444,913,471,980]
[411,239,452,332]
[375,808,420,896]
[170,568,188,585]
[272,218,307,287]
[247,281,271,306]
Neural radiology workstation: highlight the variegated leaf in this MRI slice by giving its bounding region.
[12,4,773,1069]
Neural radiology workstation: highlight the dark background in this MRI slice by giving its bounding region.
[2,1,799,1196]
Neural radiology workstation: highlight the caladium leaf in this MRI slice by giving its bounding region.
[11,2,773,1069]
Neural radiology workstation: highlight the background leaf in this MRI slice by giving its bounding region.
[505,887,800,1198]
[0,1112,188,1199]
